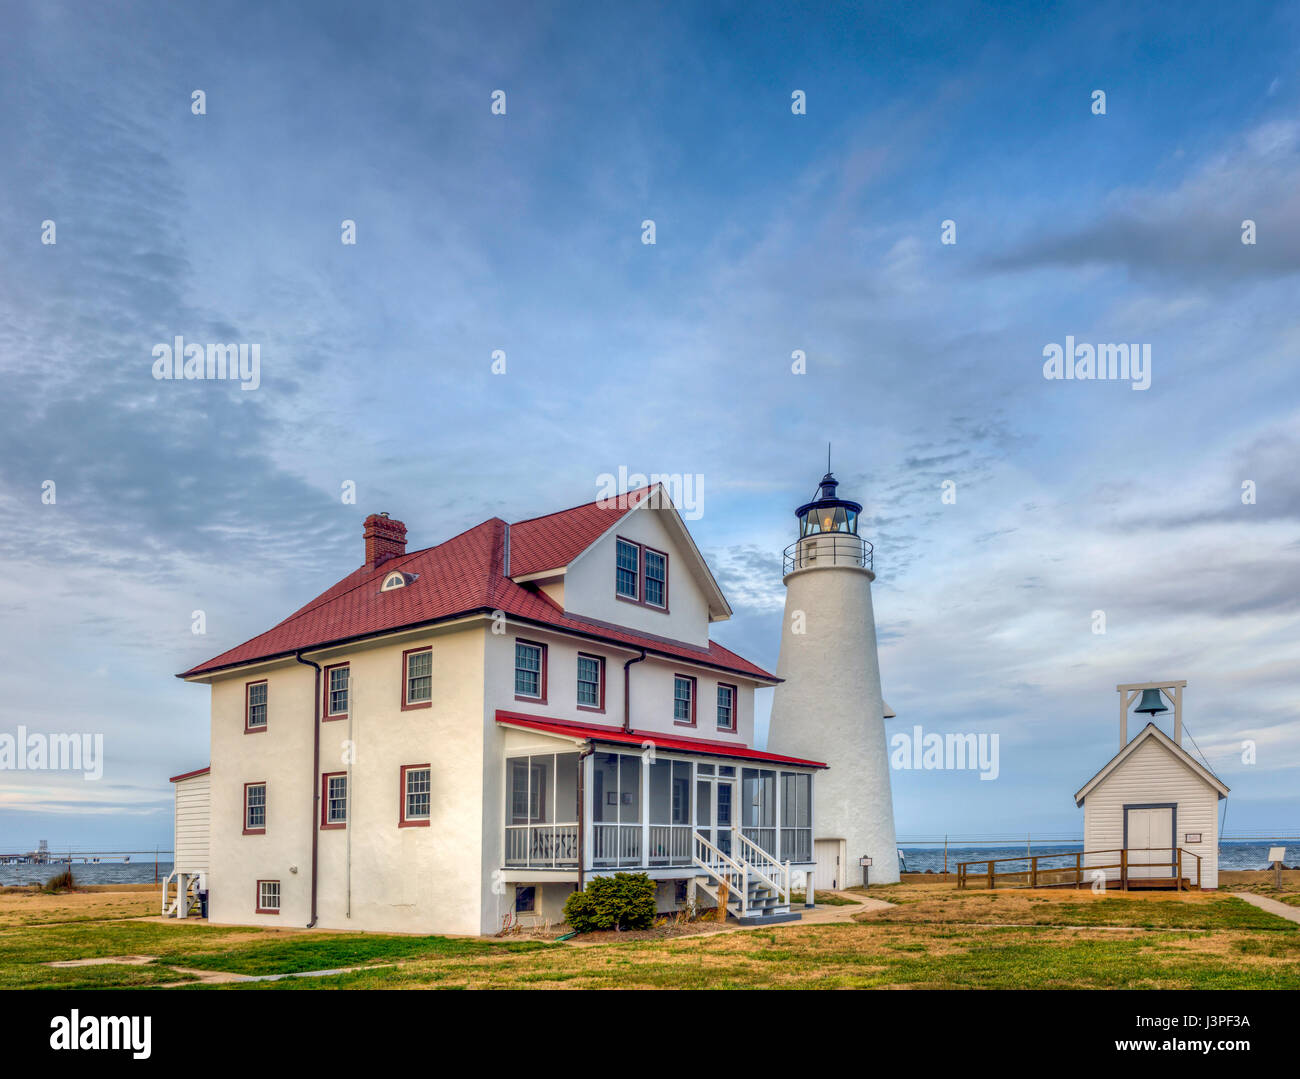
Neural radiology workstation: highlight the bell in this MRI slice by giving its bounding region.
[1134,688,1168,715]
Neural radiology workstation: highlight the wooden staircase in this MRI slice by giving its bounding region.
[692,830,801,925]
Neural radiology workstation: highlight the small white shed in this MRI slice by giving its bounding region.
[1075,723,1228,889]
[167,766,210,916]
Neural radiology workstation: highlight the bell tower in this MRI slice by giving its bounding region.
[765,465,899,886]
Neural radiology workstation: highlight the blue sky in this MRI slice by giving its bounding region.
[2,0,1298,851]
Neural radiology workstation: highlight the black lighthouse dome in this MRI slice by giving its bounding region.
[795,472,862,537]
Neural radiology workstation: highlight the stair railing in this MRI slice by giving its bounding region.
[737,831,789,904]
[692,830,750,916]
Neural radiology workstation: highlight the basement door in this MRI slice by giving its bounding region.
[814,839,840,890]
[1125,805,1175,879]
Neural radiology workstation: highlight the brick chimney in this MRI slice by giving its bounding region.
[363,512,407,571]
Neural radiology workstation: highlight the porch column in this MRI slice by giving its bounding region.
[582,753,594,874]
[774,770,783,862]
[641,750,650,869]
[804,867,815,909]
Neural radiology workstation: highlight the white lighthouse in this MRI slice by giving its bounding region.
[765,469,899,887]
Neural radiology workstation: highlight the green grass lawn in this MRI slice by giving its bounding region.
[4,882,1297,990]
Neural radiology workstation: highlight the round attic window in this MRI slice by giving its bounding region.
[381,572,407,592]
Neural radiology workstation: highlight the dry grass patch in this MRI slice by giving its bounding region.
[0,884,160,927]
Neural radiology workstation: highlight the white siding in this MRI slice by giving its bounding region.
[1082,736,1221,888]
[173,772,210,876]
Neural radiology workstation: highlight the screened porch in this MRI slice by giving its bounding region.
[503,747,814,872]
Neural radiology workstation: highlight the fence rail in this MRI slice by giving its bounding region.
[956,847,1202,891]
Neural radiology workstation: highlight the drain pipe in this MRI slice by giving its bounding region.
[576,743,594,891]
[295,650,322,928]
[622,649,646,733]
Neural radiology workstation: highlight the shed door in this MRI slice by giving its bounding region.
[1126,806,1174,879]
[814,839,840,890]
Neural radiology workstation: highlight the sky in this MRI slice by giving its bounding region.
[1,0,1298,852]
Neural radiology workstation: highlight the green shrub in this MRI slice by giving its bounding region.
[562,873,657,932]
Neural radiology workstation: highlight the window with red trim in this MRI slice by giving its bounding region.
[673,675,696,726]
[321,772,347,828]
[245,680,268,732]
[244,782,266,834]
[402,648,432,709]
[717,683,737,731]
[400,764,431,826]
[576,653,605,712]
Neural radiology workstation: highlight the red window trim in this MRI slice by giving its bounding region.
[244,678,268,734]
[320,772,347,829]
[614,536,640,602]
[323,662,350,720]
[614,536,670,613]
[401,647,433,711]
[673,673,697,727]
[642,544,670,611]
[716,682,738,731]
[399,763,432,828]
[243,781,266,835]
[514,638,548,704]
[255,879,281,915]
[575,652,606,714]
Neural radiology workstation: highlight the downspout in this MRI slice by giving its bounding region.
[622,649,647,734]
[576,743,594,891]
[295,650,322,928]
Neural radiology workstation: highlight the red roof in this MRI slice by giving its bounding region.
[180,497,775,682]
[169,766,210,783]
[509,485,653,577]
[496,711,827,768]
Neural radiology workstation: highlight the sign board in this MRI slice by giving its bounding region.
[859,856,872,867]
[1184,833,1201,844]
[1268,846,1286,864]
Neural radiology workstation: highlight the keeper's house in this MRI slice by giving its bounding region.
[173,486,823,934]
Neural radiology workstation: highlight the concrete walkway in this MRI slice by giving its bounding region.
[1232,892,1300,925]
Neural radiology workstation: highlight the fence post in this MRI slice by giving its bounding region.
[1120,848,1128,891]
[1031,855,1038,889]
[1177,849,1183,892]
[1075,851,1081,889]
[987,861,994,890]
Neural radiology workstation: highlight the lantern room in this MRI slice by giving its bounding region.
[795,473,861,536]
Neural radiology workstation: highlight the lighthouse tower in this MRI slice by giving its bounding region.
[765,469,899,886]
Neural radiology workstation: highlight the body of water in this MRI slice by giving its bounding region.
[897,842,1292,873]
[0,861,173,887]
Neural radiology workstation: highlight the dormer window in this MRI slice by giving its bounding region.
[381,571,411,592]
[614,537,668,611]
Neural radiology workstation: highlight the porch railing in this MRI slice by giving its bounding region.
[592,823,642,867]
[647,824,693,866]
[504,824,579,868]
[741,827,776,853]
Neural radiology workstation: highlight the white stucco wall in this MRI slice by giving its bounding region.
[766,563,899,885]
[1081,736,1221,889]
[206,622,490,934]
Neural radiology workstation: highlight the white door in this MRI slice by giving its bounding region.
[814,839,840,890]
[1126,806,1174,879]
